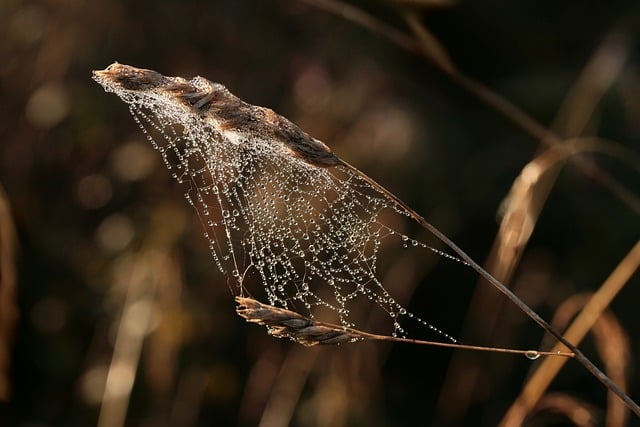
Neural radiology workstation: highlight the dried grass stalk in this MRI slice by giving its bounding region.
[531,393,599,427]
[0,184,18,401]
[500,241,640,426]
[236,297,365,346]
[236,296,575,362]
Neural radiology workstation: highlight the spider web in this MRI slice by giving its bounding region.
[94,66,461,342]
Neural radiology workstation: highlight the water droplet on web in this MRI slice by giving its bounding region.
[95,64,466,345]
[525,350,540,360]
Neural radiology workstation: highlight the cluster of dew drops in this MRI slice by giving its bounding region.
[122,89,464,343]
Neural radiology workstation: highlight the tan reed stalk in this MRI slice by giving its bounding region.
[500,240,640,425]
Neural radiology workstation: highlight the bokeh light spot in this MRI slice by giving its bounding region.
[78,364,109,406]
[95,214,135,253]
[110,139,158,182]
[25,82,71,128]
[77,174,112,209]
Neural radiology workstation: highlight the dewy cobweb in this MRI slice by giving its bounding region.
[90,63,640,418]
[92,63,464,344]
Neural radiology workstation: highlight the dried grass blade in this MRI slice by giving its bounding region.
[256,346,319,427]
[552,34,630,138]
[493,147,570,284]
[237,297,574,357]
[552,294,631,427]
[592,310,631,427]
[302,0,640,214]
[97,251,173,427]
[403,10,457,74]
[531,393,599,427]
[300,0,422,56]
[491,135,639,293]
[0,184,18,401]
[537,294,630,427]
[236,297,367,346]
[499,241,640,426]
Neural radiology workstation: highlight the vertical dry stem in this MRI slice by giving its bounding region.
[0,185,18,401]
[499,241,640,426]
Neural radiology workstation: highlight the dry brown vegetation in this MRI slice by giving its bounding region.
[1,0,639,426]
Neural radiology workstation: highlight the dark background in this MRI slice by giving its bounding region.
[1,0,639,426]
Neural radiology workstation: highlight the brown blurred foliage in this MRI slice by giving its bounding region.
[0,0,639,426]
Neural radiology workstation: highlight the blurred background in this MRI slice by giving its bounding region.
[1,0,639,426]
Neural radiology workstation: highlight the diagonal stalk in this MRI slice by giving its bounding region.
[302,0,640,214]
[338,160,640,417]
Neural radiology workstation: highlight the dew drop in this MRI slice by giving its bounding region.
[525,350,540,360]
[100,66,475,348]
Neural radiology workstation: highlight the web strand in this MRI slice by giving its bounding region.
[94,64,465,343]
